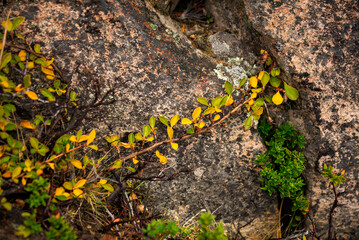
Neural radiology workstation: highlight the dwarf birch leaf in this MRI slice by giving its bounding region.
[255,98,264,107]
[12,166,22,179]
[73,188,83,197]
[98,179,107,185]
[244,116,252,130]
[197,97,209,106]
[87,130,96,145]
[30,137,39,149]
[2,20,12,31]
[12,16,25,30]
[272,91,284,105]
[74,179,87,189]
[40,89,55,101]
[265,95,273,103]
[187,127,194,134]
[211,96,222,107]
[158,116,169,127]
[219,96,228,107]
[113,159,123,169]
[23,75,31,88]
[224,81,233,95]
[170,115,179,127]
[70,160,83,169]
[249,76,258,88]
[0,53,12,70]
[181,118,192,125]
[260,71,270,88]
[135,133,143,141]
[239,77,247,88]
[171,142,178,150]
[125,166,136,173]
[34,44,41,54]
[254,107,264,116]
[102,184,114,192]
[284,82,299,100]
[214,115,220,121]
[20,121,35,129]
[192,107,201,120]
[146,137,154,142]
[270,77,281,87]
[167,127,173,139]
[128,133,135,143]
[143,125,151,137]
[78,135,88,143]
[149,116,156,129]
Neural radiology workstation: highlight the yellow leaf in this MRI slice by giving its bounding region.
[69,135,77,142]
[18,50,27,62]
[156,151,167,165]
[46,75,55,80]
[119,142,132,148]
[36,169,43,175]
[25,91,38,100]
[181,118,192,125]
[73,188,83,197]
[55,187,65,197]
[251,92,257,99]
[78,135,88,143]
[63,182,73,190]
[74,179,87,189]
[225,96,233,106]
[272,91,284,105]
[41,66,55,77]
[258,71,265,80]
[12,166,22,179]
[167,126,173,139]
[27,62,34,70]
[25,159,32,168]
[2,171,11,178]
[254,107,264,116]
[45,58,54,67]
[214,115,220,121]
[63,192,71,198]
[65,143,71,153]
[192,107,201,121]
[21,178,26,186]
[98,179,107,185]
[249,76,258,88]
[198,122,205,128]
[0,81,9,88]
[87,130,96,145]
[132,157,139,165]
[20,120,35,129]
[47,162,55,170]
[248,98,254,106]
[170,114,179,127]
[171,142,178,150]
[2,20,13,31]
[70,159,83,169]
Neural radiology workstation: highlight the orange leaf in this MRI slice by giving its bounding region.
[74,179,87,189]
[20,120,35,129]
[25,91,38,100]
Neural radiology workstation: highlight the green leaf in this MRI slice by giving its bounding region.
[284,82,299,100]
[16,33,25,40]
[125,166,136,173]
[40,89,55,101]
[3,104,16,115]
[5,122,17,131]
[224,81,233,95]
[239,77,247,88]
[261,72,270,88]
[255,98,264,107]
[70,91,78,101]
[112,159,123,169]
[270,77,281,87]
[143,125,151,137]
[2,201,12,211]
[211,96,222,107]
[158,116,169,127]
[265,95,272,103]
[149,116,156,129]
[135,132,143,141]
[18,61,25,70]
[38,145,49,156]
[203,108,212,116]
[34,58,47,66]
[102,184,114,192]
[56,195,68,201]
[23,75,31,88]
[29,137,38,148]
[34,44,41,54]
[0,53,12,70]
[197,97,209,106]
[244,116,252,130]
[219,95,228,107]
[128,133,135,143]
[186,127,194,134]
[54,80,60,89]
[11,16,25,30]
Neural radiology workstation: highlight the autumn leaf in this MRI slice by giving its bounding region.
[249,76,258,88]
[70,159,83,169]
[74,179,87,189]
[25,91,38,100]
[20,120,35,129]
[272,91,284,105]
[73,188,83,197]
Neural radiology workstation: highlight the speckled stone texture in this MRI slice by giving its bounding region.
[242,0,359,238]
[1,0,277,238]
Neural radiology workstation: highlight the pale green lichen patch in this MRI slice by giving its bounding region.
[214,57,257,95]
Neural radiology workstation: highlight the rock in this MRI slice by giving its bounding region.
[3,0,276,238]
[208,32,243,59]
[242,0,359,238]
